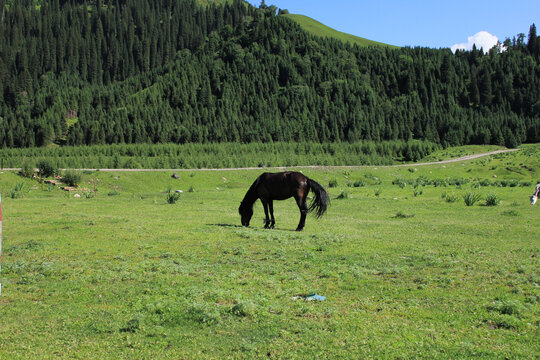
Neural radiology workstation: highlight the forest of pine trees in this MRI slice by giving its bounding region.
[0,0,538,148]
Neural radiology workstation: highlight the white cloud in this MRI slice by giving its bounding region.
[451,31,499,53]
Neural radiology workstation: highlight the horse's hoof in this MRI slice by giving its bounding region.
[295,227,304,232]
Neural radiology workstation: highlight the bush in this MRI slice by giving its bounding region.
[9,183,28,199]
[463,191,482,206]
[485,193,501,206]
[62,170,82,187]
[443,192,459,203]
[392,178,407,188]
[432,178,447,187]
[328,179,338,188]
[166,188,181,204]
[19,160,35,178]
[353,180,365,187]
[36,159,56,178]
[479,179,491,187]
[336,191,349,199]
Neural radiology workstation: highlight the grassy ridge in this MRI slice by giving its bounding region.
[196,0,232,6]
[0,145,538,358]
[282,14,397,48]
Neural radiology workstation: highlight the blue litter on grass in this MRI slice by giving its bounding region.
[305,293,326,301]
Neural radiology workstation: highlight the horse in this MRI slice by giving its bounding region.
[238,171,329,231]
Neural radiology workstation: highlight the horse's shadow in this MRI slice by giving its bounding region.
[209,223,244,228]
[208,223,296,232]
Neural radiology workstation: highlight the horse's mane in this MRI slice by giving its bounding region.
[239,175,261,214]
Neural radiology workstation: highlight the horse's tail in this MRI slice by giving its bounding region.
[307,178,329,218]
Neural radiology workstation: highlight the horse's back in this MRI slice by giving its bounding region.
[257,171,308,200]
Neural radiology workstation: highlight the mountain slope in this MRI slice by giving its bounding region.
[0,1,538,149]
[282,14,397,48]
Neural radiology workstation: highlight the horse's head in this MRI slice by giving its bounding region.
[530,195,538,205]
[239,202,253,227]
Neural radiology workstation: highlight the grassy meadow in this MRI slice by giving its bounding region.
[0,145,538,359]
[282,14,397,48]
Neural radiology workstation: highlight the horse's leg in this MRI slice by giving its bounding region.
[261,198,271,228]
[268,200,275,229]
[295,194,308,231]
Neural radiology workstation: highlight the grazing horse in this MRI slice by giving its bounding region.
[238,171,329,231]
[531,183,540,205]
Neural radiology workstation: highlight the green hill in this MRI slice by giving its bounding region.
[0,0,538,148]
[282,14,397,48]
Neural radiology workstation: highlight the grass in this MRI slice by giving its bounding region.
[418,145,508,162]
[0,145,538,358]
[282,14,397,48]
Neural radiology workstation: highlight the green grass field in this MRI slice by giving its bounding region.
[0,145,538,359]
[282,14,397,48]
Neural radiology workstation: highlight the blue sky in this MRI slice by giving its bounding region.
[248,0,539,50]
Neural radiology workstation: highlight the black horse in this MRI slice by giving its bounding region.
[238,171,329,231]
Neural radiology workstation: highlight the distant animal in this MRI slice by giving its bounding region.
[239,171,329,231]
[530,183,540,205]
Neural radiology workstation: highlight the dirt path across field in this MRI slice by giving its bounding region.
[0,148,520,172]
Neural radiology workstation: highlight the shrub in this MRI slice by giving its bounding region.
[443,192,459,203]
[392,178,407,188]
[328,179,338,188]
[9,183,28,199]
[485,193,501,206]
[62,170,82,187]
[463,191,482,206]
[166,191,181,204]
[36,159,56,178]
[19,160,35,178]
[336,191,349,199]
[479,179,491,187]
[432,178,447,187]
[83,191,95,199]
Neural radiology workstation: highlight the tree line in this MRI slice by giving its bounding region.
[0,140,440,169]
[0,0,538,148]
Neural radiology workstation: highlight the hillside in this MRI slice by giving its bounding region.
[0,0,538,149]
[282,14,396,48]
